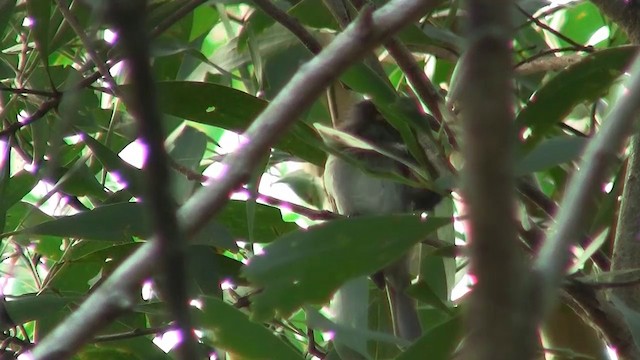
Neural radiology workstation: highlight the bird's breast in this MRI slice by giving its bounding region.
[324,155,407,216]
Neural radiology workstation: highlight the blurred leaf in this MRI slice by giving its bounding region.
[48,260,104,294]
[189,4,218,42]
[49,2,92,53]
[26,0,51,63]
[39,161,108,200]
[20,200,291,245]
[515,136,587,175]
[341,63,397,104]
[276,169,325,208]
[0,144,10,232]
[289,0,338,30]
[516,46,638,143]
[82,133,145,197]
[238,3,278,49]
[218,200,297,243]
[408,281,451,315]
[4,200,52,232]
[570,229,609,273]
[168,125,207,203]
[187,246,246,296]
[368,287,400,359]
[397,313,462,360]
[20,202,146,242]
[210,25,300,70]
[195,296,303,360]
[244,215,450,320]
[610,296,640,350]
[306,307,403,359]
[574,268,640,286]
[315,123,427,187]
[119,81,325,165]
[2,293,74,331]
[557,3,606,48]
[0,0,16,41]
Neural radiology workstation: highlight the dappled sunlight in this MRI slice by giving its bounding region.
[153,329,182,353]
[190,299,203,310]
[103,29,117,44]
[21,17,33,28]
[219,279,235,291]
[118,139,147,169]
[203,161,229,181]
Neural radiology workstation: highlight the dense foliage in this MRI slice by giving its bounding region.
[0,0,638,359]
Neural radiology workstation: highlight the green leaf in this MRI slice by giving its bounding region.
[610,295,640,350]
[0,0,17,41]
[0,143,10,232]
[48,260,104,294]
[516,46,638,142]
[3,202,53,235]
[306,307,403,357]
[244,215,450,320]
[82,133,145,197]
[515,136,587,176]
[217,200,297,243]
[39,160,108,200]
[168,126,207,203]
[21,202,148,242]
[289,0,338,30]
[26,0,51,62]
[397,313,462,360]
[195,296,303,360]
[19,200,291,245]
[119,81,325,165]
[187,246,246,296]
[2,293,75,331]
[341,63,397,104]
[557,3,607,48]
[408,281,451,315]
[276,169,325,209]
[189,4,219,42]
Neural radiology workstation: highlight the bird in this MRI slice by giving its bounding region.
[323,100,442,342]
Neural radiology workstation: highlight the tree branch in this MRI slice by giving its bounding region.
[459,0,531,358]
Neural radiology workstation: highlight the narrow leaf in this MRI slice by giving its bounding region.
[195,296,303,360]
[244,215,450,320]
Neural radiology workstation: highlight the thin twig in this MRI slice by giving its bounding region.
[169,157,339,220]
[515,5,593,52]
[514,46,589,68]
[0,97,61,139]
[0,86,56,97]
[149,0,208,38]
[251,0,323,54]
[93,325,173,343]
[307,328,326,359]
